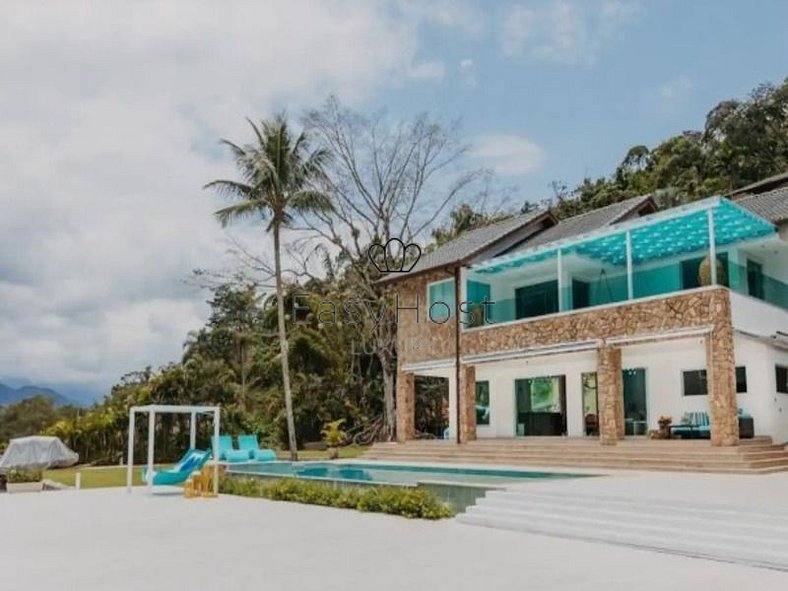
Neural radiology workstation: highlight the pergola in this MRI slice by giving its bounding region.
[126,404,220,495]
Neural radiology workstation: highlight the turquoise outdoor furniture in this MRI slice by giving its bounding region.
[671,409,752,439]
[212,435,251,463]
[237,435,277,461]
[140,448,210,486]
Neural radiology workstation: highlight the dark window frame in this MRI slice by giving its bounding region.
[475,380,490,426]
[683,366,747,396]
[777,365,788,394]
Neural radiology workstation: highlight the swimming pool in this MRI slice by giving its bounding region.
[229,461,588,486]
[227,462,591,510]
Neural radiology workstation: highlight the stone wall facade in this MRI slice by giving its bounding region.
[458,364,477,443]
[597,345,623,444]
[390,270,458,367]
[393,285,739,446]
[395,372,415,443]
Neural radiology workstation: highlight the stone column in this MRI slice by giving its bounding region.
[458,364,477,443]
[395,372,415,443]
[706,323,739,446]
[597,344,623,445]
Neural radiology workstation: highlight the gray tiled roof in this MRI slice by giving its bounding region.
[733,186,788,224]
[401,209,549,277]
[512,194,655,252]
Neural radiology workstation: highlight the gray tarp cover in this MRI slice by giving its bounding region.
[0,436,79,471]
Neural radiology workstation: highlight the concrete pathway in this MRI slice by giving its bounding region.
[1,486,787,591]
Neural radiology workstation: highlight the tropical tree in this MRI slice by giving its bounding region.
[205,115,331,460]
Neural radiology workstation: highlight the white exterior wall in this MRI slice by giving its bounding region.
[474,350,597,438]
[468,331,788,444]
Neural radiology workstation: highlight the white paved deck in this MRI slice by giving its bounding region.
[2,483,787,591]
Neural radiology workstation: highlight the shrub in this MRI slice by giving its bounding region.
[220,476,454,520]
[320,419,347,447]
[7,468,43,483]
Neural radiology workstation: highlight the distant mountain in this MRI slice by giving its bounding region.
[0,382,79,407]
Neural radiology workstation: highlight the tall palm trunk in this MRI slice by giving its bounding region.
[273,222,298,460]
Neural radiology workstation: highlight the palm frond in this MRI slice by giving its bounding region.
[203,179,255,201]
[289,190,334,216]
[214,200,267,227]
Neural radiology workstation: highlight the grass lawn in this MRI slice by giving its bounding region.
[276,445,367,461]
[44,465,147,489]
[44,446,368,489]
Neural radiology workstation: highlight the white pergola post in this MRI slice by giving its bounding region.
[146,410,156,494]
[126,409,135,493]
[625,230,634,300]
[707,208,717,285]
[126,404,221,495]
[212,408,220,496]
[556,249,564,311]
[189,411,197,449]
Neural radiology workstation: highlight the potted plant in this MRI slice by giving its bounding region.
[657,415,673,439]
[321,419,347,460]
[6,468,44,493]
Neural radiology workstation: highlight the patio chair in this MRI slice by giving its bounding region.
[141,448,210,486]
[212,435,251,463]
[671,411,710,439]
[237,435,277,461]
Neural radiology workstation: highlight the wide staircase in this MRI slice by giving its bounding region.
[364,436,788,473]
[457,488,788,570]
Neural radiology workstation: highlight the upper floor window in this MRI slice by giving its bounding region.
[427,279,455,322]
[683,366,747,396]
[777,365,788,394]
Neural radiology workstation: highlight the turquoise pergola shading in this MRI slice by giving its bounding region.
[472,197,776,275]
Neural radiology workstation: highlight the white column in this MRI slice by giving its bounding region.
[707,208,717,285]
[213,408,220,496]
[146,410,155,494]
[126,409,135,493]
[189,411,197,449]
[557,249,565,311]
[625,231,634,300]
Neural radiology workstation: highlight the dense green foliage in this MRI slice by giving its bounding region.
[547,79,788,218]
[0,396,79,445]
[220,476,454,519]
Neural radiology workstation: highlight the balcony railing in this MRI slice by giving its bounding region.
[465,259,788,328]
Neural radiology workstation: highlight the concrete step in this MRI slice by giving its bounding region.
[457,490,788,571]
[370,448,788,462]
[457,511,788,571]
[363,452,788,473]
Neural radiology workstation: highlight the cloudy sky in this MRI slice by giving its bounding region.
[1,1,786,402]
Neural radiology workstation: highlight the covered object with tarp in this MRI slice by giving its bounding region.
[0,436,79,472]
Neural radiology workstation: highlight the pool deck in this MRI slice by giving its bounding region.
[3,476,788,591]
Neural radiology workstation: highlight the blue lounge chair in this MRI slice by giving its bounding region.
[212,435,250,463]
[140,449,210,486]
[237,435,277,461]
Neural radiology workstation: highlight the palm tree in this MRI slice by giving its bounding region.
[205,115,331,461]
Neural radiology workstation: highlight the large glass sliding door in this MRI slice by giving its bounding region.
[581,372,599,436]
[580,369,647,437]
[623,368,647,435]
[514,376,566,436]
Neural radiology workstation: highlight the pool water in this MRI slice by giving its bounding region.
[228,461,586,486]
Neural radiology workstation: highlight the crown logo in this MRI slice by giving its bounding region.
[368,238,422,273]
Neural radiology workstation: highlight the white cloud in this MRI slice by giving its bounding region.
[0,0,452,398]
[397,0,484,35]
[407,60,446,81]
[501,0,643,64]
[659,75,694,102]
[473,134,546,176]
[459,58,478,87]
